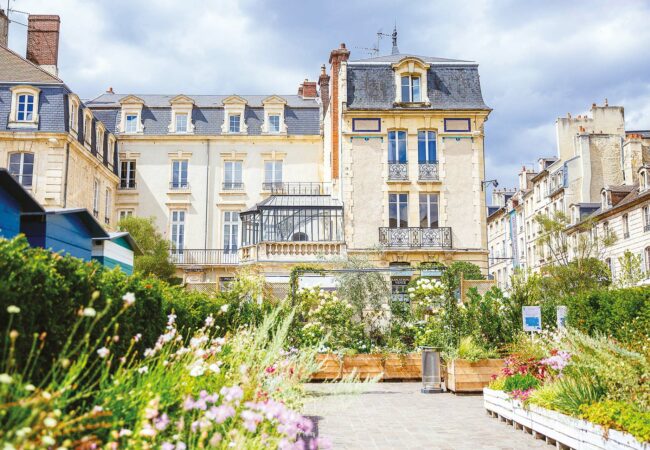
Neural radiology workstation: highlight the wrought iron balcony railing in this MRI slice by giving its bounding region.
[388,162,408,180]
[378,227,452,249]
[169,182,190,191]
[418,162,439,181]
[262,182,326,195]
[222,182,244,190]
[169,249,239,265]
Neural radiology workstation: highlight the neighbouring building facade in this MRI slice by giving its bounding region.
[487,104,650,289]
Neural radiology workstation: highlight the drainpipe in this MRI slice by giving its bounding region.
[63,141,70,207]
[205,139,210,249]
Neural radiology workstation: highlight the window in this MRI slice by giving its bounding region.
[8,153,34,188]
[401,75,421,102]
[224,161,243,189]
[223,211,239,254]
[84,115,92,143]
[104,188,111,224]
[644,206,650,232]
[175,113,188,133]
[17,94,35,122]
[269,115,280,133]
[92,179,100,217]
[418,131,437,163]
[389,193,408,228]
[125,114,138,133]
[388,130,407,163]
[646,247,650,273]
[229,115,241,133]
[120,160,136,189]
[96,128,103,159]
[605,258,613,277]
[419,193,439,228]
[171,160,188,189]
[602,190,612,209]
[119,210,133,221]
[603,221,610,238]
[170,210,186,251]
[69,101,78,131]
[264,160,283,186]
[623,214,629,238]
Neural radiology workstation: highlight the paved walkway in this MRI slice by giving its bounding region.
[302,382,548,450]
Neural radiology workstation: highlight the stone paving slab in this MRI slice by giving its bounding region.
[302,382,548,450]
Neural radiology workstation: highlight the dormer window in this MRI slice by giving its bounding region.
[125,114,138,133]
[17,94,35,121]
[601,190,612,210]
[229,115,241,133]
[175,113,188,133]
[221,95,248,135]
[401,75,421,102]
[69,95,80,133]
[118,95,145,134]
[96,127,104,160]
[640,168,649,191]
[261,96,287,135]
[269,115,280,133]
[168,95,195,134]
[8,86,40,128]
[84,112,93,145]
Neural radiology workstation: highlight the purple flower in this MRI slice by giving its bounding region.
[154,413,170,431]
[220,385,244,402]
[209,404,235,424]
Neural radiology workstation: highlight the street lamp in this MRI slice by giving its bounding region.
[481,179,498,191]
[421,347,443,393]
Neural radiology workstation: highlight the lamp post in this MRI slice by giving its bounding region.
[421,347,443,393]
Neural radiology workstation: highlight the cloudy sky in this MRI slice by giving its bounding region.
[7,0,650,189]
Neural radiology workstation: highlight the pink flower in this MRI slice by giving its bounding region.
[220,385,244,403]
[209,404,235,424]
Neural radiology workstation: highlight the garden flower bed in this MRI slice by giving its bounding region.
[484,388,649,450]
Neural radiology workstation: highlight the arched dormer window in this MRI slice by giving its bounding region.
[8,86,40,128]
[391,57,430,106]
[639,166,649,192]
[68,93,80,134]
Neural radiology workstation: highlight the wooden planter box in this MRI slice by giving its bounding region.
[310,353,421,381]
[447,358,504,393]
[484,388,649,450]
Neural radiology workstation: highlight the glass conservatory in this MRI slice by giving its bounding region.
[241,195,344,246]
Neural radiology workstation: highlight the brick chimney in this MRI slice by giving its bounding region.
[328,43,350,180]
[0,9,8,48]
[26,15,60,77]
[319,64,331,114]
[299,79,318,98]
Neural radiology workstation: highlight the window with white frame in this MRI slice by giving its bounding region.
[389,193,408,228]
[645,247,650,273]
[269,114,281,133]
[104,188,111,224]
[120,160,136,189]
[96,128,104,160]
[170,210,186,252]
[229,114,241,133]
[623,214,629,238]
[69,97,78,131]
[84,114,92,144]
[8,152,34,188]
[401,75,421,102]
[223,211,239,254]
[224,161,243,190]
[264,160,283,188]
[125,114,138,133]
[417,130,437,163]
[388,130,407,163]
[92,179,100,217]
[603,221,610,238]
[119,210,134,221]
[17,93,35,122]
[643,206,650,231]
[419,193,439,228]
[171,160,188,189]
[175,113,188,133]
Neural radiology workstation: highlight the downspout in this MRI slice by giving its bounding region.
[62,141,70,208]
[205,139,210,249]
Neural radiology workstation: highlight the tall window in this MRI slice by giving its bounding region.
[96,129,103,158]
[644,206,650,231]
[419,193,439,228]
[125,114,138,133]
[229,114,241,133]
[623,214,629,238]
[401,75,421,102]
[92,179,100,217]
[388,131,407,163]
[17,94,35,122]
[104,188,111,224]
[8,153,34,188]
[418,131,437,163]
[223,211,239,254]
[264,160,283,186]
[603,221,609,238]
[70,103,77,130]
[120,160,136,189]
[171,160,188,189]
[269,115,280,133]
[389,193,408,228]
[224,161,243,189]
[175,113,188,133]
[646,247,650,273]
[84,115,92,143]
[170,210,186,251]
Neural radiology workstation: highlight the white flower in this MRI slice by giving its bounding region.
[97,347,110,359]
[208,363,221,374]
[167,313,177,324]
[189,362,205,377]
[7,305,20,314]
[24,384,35,391]
[119,429,132,437]
[42,436,55,446]
[0,373,13,384]
[122,292,136,307]
[220,304,229,313]
[407,287,415,293]
[137,366,149,374]
[205,315,215,327]
[82,307,97,317]
[43,417,58,428]
[144,348,155,357]
[134,333,142,342]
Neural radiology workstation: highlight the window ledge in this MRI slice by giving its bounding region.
[393,101,430,108]
[8,121,38,129]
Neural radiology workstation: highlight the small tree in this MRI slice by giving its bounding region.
[616,250,646,287]
[118,216,177,282]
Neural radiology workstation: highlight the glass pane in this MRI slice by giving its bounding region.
[264,162,272,182]
[401,76,410,102]
[418,131,426,163]
[398,132,407,162]
[235,162,242,182]
[419,197,428,227]
[389,201,397,227]
[388,131,396,162]
[428,131,437,161]
[412,77,420,102]
[275,161,282,182]
[399,200,408,228]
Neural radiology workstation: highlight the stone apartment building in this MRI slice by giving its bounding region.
[0,13,119,228]
[487,104,650,289]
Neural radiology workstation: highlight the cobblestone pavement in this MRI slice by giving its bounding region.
[302,382,548,450]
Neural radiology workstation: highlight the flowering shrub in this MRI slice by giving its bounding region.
[407,278,444,319]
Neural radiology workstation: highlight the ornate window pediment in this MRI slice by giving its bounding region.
[168,95,195,134]
[221,96,248,134]
[118,95,145,134]
[391,57,431,106]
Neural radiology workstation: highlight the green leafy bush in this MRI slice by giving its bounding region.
[580,401,650,443]
[446,336,498,362]
[502,373,540,393]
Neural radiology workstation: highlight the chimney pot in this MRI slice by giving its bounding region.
[26,15,60,76]
[106,87,114,94]
[300,80,318,98]
[0,9,8,48]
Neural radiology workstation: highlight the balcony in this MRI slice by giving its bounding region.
[119,180,137,190]
[262,182,326,195]
[241,241,346,263]
[169,249,239,266]
[379,227,452,249]
[388,162,408,181]
[418,162,439,181]
[222,182,244,191]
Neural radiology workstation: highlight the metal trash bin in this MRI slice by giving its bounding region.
[421,346,443,393]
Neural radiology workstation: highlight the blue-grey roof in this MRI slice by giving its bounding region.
[0,85,67,132]
[351,53,472,64]
[346,63,490,111]
[87,94,321,136]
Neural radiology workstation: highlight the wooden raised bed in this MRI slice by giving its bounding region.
[310,353,422,381]
[447,358,504,393]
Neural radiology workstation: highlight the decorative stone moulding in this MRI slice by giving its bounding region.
[483,388,649,450]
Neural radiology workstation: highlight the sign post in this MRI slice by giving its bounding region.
[522,306,542,333]
[557,306,567,329]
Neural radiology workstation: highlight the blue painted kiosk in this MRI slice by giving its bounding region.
[0,169,45,239]
[92,232,142,275]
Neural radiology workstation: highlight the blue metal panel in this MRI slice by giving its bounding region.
[0,187,21,239]
[44,213,94,260]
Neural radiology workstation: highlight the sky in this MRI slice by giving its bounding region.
[6,0,650,190]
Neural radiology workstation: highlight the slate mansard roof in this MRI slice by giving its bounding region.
[346,53,490,111]
[87,94,321,136]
